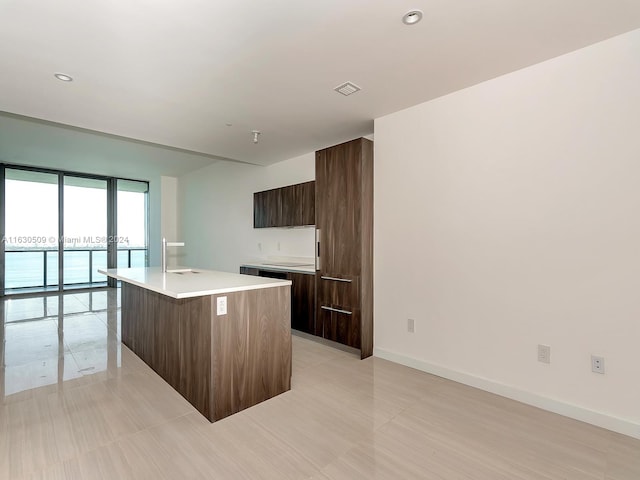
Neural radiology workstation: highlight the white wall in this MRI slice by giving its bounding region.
[160,176,178,241]
[178,154,316,273]
[156,176,180,268]
[374,29,640,438]
[146,176,161,267]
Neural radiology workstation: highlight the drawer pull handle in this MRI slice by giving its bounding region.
[321,306,353,315]
[320,276,352,283]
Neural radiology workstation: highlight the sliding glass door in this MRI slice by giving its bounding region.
[1,165,149,295]
[63,176,108,287]
[4,169,59,291]
[117,180,149,268]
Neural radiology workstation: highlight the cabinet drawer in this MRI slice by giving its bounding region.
[317,273,359,308]
[318,305,360,349]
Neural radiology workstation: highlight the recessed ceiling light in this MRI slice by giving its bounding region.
[402,10,423,25]
[54,73,73,82]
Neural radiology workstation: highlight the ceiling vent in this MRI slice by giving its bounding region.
[334,81,361,96]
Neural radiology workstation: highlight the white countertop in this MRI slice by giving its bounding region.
[99,267,292,299]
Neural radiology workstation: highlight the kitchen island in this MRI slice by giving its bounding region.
[100,267,292,422]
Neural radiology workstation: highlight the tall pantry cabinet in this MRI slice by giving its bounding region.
[315,137,373,359]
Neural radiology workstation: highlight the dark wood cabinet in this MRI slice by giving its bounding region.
[253,189,281,228]
[299,181,315,226]
[240,267,315,334]
[289,272,315,334]
[239,266,260,276]
[121,282,291,423]
[317,305,361,349]
[254,181,315,228]
[315,138,373,358]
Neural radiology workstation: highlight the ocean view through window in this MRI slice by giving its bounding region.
[1,166,149,294]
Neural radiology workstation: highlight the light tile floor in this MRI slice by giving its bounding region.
[1,290,638,479]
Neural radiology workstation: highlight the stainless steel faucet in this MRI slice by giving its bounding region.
[161,237,185,273]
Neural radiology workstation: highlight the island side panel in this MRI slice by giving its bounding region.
[121,282,213,420]
[121,282,157,365]
[178,295,213,419]
[211,285,291,421]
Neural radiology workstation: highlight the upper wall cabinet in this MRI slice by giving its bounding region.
[254,181,315,228]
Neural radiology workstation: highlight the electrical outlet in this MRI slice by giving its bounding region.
[537,344,551,364]
[591,355,605,374]
[217,296,227,316]
[407,318,415,333]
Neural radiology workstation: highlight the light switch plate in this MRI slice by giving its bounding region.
[407,318,415,333]
[217,296,227,315]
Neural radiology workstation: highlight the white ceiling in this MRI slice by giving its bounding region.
[2,0,640,171]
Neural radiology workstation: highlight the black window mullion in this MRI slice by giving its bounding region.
[0,166,5,296]
[106,177,117,287]
[58,172,64,292]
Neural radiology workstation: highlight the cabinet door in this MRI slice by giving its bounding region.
[254,189,281,228]
[283,182,315,227]
[264,189,281,227]
[280,184,296,227]
[253,191,266,228]
[316,139,362,275]
[300,181,315,226]
[289,272,315,334]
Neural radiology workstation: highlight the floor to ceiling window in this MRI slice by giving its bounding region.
[63,176,108,287]
[3,169,59,291]
[0,165,149,295]
[117,179,149,269]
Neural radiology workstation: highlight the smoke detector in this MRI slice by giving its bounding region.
[334,82,361,96]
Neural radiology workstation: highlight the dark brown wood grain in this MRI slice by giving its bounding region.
[253,191,266,228]
[300,180,316,226]
[316,140,362,276]
[240,267,316,335]
[121,282,291,422]
[253,181,316,228]
[318,274,359,309]
[315,137,373,358]
[280,184,296,226]
[178,296,213,417]
[211,286,291,420]
[253,189,280,228]
[317,305,361,349]
[290,272,315,334]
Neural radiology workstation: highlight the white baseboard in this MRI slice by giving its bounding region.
[374,347,640,440]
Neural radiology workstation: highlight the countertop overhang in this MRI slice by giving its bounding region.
[99,267,291,299]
